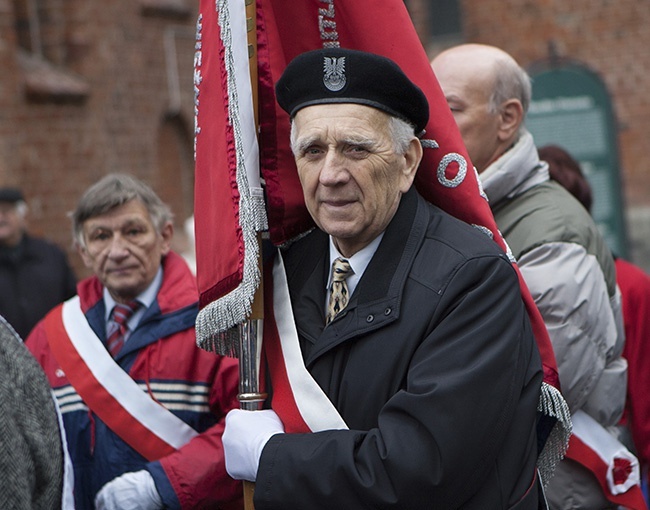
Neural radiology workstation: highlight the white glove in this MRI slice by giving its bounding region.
[223,409,285,482]
[94,470,163,510]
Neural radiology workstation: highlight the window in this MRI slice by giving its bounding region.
[13,0,43,56]
[428,0,463,40]
[404,0,464,53]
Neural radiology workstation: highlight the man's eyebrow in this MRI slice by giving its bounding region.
[292,134,378,155]
[341,137,376,149]
[85,217,146,232]
[292,135,320,154]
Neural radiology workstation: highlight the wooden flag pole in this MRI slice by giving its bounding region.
[242,0,261,508]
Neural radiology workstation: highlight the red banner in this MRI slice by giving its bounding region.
[194,0,266,349]
[253,0,560,391]
[195,1,566,463]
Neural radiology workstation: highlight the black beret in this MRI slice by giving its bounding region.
[276,48,429,134]
[0,188,24,203]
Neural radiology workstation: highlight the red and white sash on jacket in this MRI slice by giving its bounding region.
[263,253,348,434]
[565,410,647,510]
[44,296,199,461]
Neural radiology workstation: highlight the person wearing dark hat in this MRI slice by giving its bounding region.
[0,187,77,339]
[222,48,543,508]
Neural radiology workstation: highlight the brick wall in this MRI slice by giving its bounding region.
[457,0,650,204]
[423,0,650,269]
[0,0,197,279]
[3,1,650,275]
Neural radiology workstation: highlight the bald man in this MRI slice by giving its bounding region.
[432,44,637,509]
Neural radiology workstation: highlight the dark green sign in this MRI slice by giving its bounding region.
[526,61,628,257]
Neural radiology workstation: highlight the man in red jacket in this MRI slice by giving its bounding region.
[27,173,242,510]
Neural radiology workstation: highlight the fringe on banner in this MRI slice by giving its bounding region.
[195,0,267,355]
[537,381,572,487]
[194,193,266,357]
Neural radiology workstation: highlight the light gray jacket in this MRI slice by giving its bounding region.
[481,131,627,505]
[482,131,625,422]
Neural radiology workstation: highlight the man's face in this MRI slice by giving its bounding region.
[292,103,419,257]
[431,55,501,173]
[78,199,172,303]
[0,202,25,247]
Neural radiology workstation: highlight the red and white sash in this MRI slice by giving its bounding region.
[263,253,348,434]
[44,296,198,461]
[565,410,647,510]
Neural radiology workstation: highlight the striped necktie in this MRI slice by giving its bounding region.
[326,257,354,325]
[107,301,140,357]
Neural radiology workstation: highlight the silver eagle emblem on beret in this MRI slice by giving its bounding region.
[323,56,346,92]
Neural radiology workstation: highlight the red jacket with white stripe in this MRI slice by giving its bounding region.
[26,252,242,510]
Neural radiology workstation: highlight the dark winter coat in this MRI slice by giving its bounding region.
[255,189,543,509]
[0,234,76,339]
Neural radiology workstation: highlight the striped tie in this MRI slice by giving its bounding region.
[107,301,139,357]
[326,258,354,325]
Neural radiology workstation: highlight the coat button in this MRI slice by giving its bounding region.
[384,307,392,316]
[366,314,374,323]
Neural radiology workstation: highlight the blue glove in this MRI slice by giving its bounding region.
[223,409,285,481]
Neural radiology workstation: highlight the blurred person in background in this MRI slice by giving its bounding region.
[539,143,650,505]
[0,314,72,509]
[26,174,242,510]
[537,145,593,213]
[0,187,77,339]
[432,44,641,508]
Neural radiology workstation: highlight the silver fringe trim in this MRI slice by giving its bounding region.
[420,138,439,149]
[196,0,268,355]
[537,382,573,488]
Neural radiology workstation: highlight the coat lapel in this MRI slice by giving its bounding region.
[282,230,329,350]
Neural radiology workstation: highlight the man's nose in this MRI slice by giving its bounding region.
[319,151,349,185]
[107,235,130,258]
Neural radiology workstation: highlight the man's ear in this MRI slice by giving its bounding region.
[160,222,174,256]
[497,99,524,142]
[77,243,93,269]
[399,138,423,193]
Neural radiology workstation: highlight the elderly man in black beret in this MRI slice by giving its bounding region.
[223,48,543,509]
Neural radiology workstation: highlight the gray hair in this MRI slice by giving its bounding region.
[72,173,173,248]
[387,116,416,155]
[289,112,416,157]
[488,57,532,117]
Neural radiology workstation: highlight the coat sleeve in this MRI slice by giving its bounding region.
[146,355,244,510]
[24,319,57,383]
[254,255,541,509]
[518,241,626,425]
